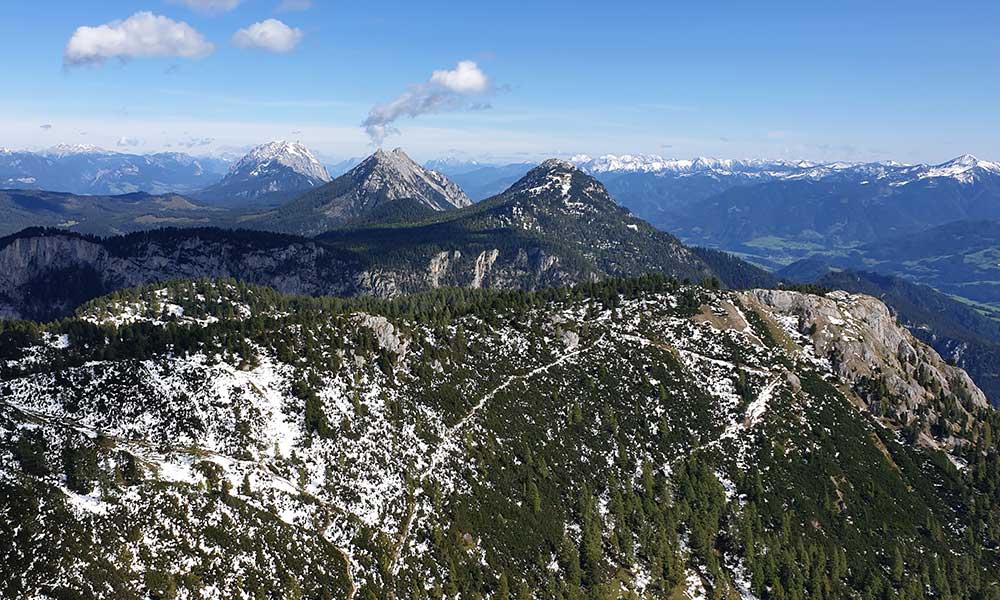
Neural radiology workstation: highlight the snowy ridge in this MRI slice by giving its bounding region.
[228,140,331,183]
[571,152,1000,185]
[43,144,113,157]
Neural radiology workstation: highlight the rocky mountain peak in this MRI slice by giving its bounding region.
[501,158,615,211]
[195,141,331,208]
[345,148,471,210]
[229,141,331,183]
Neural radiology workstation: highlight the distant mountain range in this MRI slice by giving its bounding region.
[564,153,1000,266]
[5,144,1000,312]
[0,145,229,195]
[0,159,712,322]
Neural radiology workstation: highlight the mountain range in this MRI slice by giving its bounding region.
[3,142,1000,598]
[0,145,229,195]
[244,148,472,235]
[0,159,711,322]
[570,154,1000,269]
[3,145,1000,406]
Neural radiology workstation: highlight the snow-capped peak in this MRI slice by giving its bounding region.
[44,144,111,157]
[230,141,331,183]
[569,151,1000,187]
[919,154,1000,182]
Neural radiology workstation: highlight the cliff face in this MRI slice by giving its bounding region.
[0,232,607,320]
[745,288,988,444]
[0,232,359,321]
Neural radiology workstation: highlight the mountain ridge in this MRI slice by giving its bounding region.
[249,147,470,235]
[1,276,997,598]
[0,160,712,321]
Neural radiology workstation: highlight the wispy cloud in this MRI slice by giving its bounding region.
[177,137,215,148]
[40,124,52,130]
[362,60,495,145]
[117,136,142,147]
[64,12,214,67]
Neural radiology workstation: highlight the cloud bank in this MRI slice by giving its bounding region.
[64,12,214,66]
[233,19,304,53]
[362,60,493,145]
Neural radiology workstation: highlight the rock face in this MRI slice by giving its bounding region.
[195,141,331,208]
[745,288,989,425]
[0,230,589,321]
[0,230,357,321]
[255,148,471,235]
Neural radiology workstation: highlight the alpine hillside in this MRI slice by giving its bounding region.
[0,189,220,237]
[1,277,998,599]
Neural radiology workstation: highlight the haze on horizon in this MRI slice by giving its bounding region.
[1,1,998,164]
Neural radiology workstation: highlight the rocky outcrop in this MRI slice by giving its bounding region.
[745,288,989,420]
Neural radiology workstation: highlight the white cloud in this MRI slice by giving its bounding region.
[172,0,243,13]
[232,19,304,53]
[64,12,214,66]
[430,61,489,94]
[362,60,494,145]
[276,0,313,11]
[40,124,53,130]
[117,136,142,147]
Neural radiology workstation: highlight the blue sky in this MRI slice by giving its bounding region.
[1,1,998,163]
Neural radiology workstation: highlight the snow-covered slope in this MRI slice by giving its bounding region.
[229,141,331,184]
[0,279,994,598]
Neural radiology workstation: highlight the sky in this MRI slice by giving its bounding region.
[1,1,999,164]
